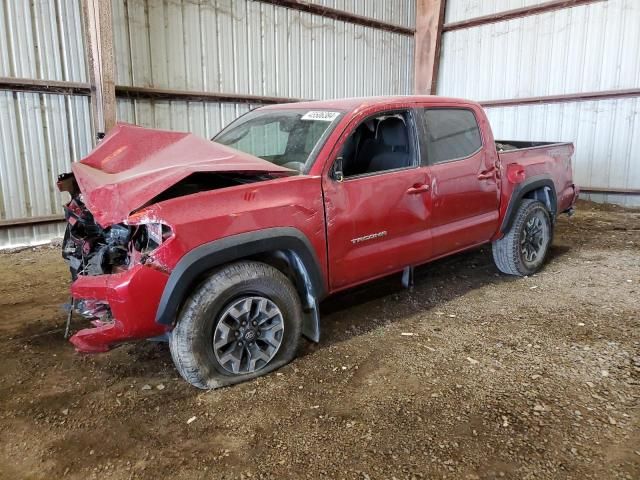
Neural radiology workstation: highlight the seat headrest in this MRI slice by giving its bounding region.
[378,117,408,147]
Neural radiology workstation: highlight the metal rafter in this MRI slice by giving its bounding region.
[115,85,301,105]
[0,77,90,96]
[442,0,606,32]
[254,0,415,35]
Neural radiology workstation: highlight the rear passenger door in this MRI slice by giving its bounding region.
[416,107,500,258]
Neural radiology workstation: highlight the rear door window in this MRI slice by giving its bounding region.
[417,108,482,165]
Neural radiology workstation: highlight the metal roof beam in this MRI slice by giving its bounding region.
[254,0,415,35]
[443,0,606,32]
[0,77,90,96]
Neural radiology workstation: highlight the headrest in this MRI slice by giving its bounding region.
[378,117,408,147]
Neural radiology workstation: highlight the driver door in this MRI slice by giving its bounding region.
[322,109,432,290]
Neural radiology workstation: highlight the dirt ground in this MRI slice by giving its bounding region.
[0,200,638,480]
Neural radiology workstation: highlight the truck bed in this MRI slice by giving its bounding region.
[495,139,577,219]
[495,140,572,153]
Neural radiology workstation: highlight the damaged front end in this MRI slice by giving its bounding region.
[56,123,295,353]
[58,172,172,353]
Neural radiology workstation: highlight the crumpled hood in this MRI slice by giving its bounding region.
[71,123,294,226]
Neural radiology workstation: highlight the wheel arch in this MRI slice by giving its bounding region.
[500,175,557,234]
[155,227,326,342]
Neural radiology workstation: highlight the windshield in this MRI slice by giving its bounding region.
[213,108,343,174]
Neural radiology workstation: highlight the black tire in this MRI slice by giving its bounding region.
[169,261,302,389]
[492,199,553,276]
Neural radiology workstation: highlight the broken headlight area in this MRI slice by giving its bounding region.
[62,203,173,281]
[62,196,132,279]
[127,221,173,270]
[130,222,172,253]
[59,173,173,279]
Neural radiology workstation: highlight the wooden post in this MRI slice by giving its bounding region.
[82,0,116,138]
[414,0,446,95]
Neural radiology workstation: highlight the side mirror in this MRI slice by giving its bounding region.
[333,156,344,182]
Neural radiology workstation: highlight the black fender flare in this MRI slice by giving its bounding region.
[500,175,558,234]
[155,227,326,342]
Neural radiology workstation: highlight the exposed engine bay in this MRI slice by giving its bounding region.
[61,195,131,279]
[58,172,170,280]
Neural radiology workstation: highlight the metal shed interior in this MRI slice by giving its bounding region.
[437,0,640,208]
[0,0,638,248]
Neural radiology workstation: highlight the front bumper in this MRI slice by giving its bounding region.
[69,264,170,353]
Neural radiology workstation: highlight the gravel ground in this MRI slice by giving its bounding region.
[0,200,638,480]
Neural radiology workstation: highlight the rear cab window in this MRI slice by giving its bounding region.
[416,108,483,165]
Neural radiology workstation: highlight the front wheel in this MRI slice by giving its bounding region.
[492,199,553,276]
[169,261,302,389]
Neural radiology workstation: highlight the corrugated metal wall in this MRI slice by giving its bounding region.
[115,100,256,141]
[0,0,93,248]
[440,1,640,100]
[445,0,547,23]
[112,0,415,137]
[307,0,416,28]
[438,0,640,207]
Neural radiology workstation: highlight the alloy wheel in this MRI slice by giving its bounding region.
[520,212,548,266]
[213,296,285,374]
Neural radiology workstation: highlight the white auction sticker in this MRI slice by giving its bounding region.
[301,111,340,121]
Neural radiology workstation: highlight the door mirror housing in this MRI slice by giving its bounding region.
[333,156,344,182]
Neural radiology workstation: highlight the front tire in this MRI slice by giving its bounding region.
[492,199,553,276]
[169,261,302,389]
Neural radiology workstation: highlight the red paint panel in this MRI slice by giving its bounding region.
[69,264,170,352]
[323,168,432,289]
[143,175,328,280]
[427,152,500,257]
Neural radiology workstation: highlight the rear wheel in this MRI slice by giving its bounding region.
[169,261,302,389]
[492,199,553,276]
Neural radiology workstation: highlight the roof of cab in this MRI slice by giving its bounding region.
[259,95,479,112]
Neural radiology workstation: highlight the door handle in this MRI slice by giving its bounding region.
[406,184,430,194]
[477,167,496,180]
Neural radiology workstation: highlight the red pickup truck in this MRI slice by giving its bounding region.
[58,96,578,388]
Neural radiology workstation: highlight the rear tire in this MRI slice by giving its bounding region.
[492,199,553,276]
[169,261,302,389]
